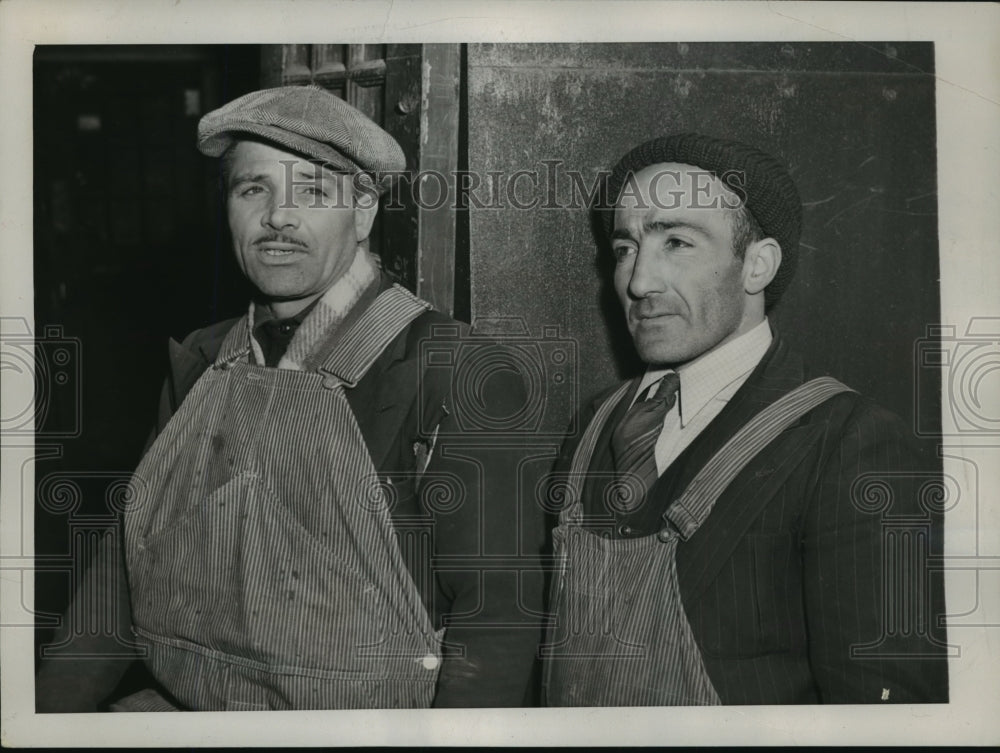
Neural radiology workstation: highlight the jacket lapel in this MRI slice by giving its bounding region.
[166,322,236,412]
[676,420,825,603]
[581,377,644,519]
[343,324,413,474]
[661,335,803,497]
[659,331,822,604]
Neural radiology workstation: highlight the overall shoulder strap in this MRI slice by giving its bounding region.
[317,284,432,388]
[664,376,855,539]
[214,314,253,366]
[556,380,635,525]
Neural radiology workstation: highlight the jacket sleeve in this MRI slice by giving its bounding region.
[422,341,549,707]
[802,399,949,703]
[35,326,221,712]
[147,323,231,447]
[34,525,140,712]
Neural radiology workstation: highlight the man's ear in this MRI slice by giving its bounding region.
[743,238,782,295]
[352,175,379,242]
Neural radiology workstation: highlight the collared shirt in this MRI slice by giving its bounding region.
[252,298,322,367]
[250,268,383,368]
[633,318,773,475]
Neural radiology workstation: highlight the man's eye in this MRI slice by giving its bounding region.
[238,185,264,197]
[612,245,636,262]
[297,186,327,197]
[665,237,692,249]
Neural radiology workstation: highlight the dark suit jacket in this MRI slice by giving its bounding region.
[559,329,949,704]
[37,280,547,710]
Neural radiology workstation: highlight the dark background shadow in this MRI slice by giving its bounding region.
[32,45,261,670]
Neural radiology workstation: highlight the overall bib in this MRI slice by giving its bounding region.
[544,376,851,706]
[122,285,444,710]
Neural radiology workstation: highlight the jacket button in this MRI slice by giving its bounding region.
[617,523,633,536]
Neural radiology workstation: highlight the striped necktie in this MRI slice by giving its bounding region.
[610,372,681,502]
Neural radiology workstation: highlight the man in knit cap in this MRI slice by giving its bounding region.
[35,86,544,711]
[542,134,948,706]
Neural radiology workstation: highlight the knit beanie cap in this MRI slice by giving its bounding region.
[605,133,802,308]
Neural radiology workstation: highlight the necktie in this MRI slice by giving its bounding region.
[609,372,681,507]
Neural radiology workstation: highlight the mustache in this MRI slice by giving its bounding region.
[252,233,308,248]
[629,299,676,318]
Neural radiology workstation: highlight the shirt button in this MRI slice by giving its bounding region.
[421,654,440,671]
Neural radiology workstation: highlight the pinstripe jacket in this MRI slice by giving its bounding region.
[560,331,949,704]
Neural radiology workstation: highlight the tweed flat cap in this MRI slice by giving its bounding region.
[197,85,405,175]
[605,133,802,309]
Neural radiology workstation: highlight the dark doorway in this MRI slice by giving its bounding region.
[33,45,262,662]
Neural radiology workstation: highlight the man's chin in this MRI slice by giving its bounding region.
[246,272,310,301]
[632,333,696,368]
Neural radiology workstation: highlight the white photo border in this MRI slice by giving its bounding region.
[2,0,998,747]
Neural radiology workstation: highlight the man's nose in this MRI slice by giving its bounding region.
[261,192,299,230]
[627,244,665,299]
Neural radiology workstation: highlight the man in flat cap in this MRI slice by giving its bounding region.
[36,85,543,711]
[542,134,949,705]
